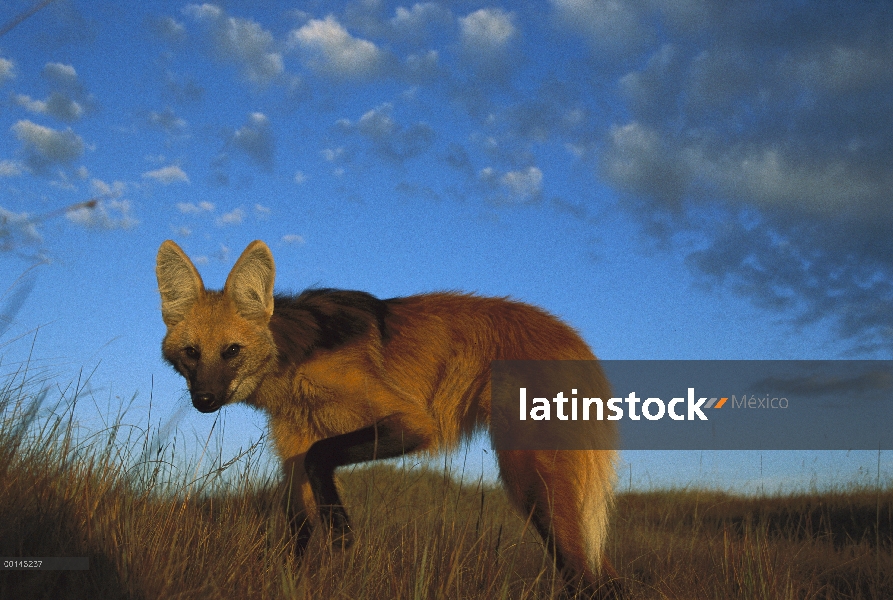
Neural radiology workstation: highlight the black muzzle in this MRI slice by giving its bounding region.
[191,392,222,413]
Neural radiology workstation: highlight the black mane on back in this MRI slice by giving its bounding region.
[269,288,389,365]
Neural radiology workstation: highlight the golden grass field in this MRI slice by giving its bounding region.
[1,371,890,600]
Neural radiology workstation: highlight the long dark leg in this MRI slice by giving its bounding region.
[528,502,623,600]
[282,455,314,558]
[304,416,426,547]
[290,509,314,557]
[526,502,569,578]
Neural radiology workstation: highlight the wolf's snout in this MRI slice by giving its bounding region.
[192,392,221,413]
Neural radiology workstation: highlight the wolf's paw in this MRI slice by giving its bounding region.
[330,525,355,550]
[326,509,354,550]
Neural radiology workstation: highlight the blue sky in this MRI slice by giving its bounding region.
[0,0,891,491]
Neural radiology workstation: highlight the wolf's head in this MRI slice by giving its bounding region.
[156,240,277,413]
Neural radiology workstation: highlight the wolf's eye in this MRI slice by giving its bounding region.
[184,346,200,360]
[222,344,241,360]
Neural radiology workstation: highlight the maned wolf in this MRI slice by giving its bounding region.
[156,239,621,598]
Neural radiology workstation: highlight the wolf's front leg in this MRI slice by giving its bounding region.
[303,416,428,548]
[282,454,316,557]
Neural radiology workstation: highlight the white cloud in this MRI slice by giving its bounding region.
[0,57,14,85]
[16,63,91,122]
[142,165,190,185]
[66,199,137,230]
[182,3,222,20]
[685,146,888,215]
[148,107,187,134]
[596,3,893,351]
[254,203,270,215]
[501,166,543,200]
[392,3,451,29]
[549,0,650,53]
[390,3,452,45]
[217,207,244,225]
[184,4,283,85]
[459,8,516,52]
[0,160,23,177]
[282,234,305,244]
[91,178,126,198]
[16,93,54,113]
[177,201,215,213]
[290,16,385,78]
[11,120,84,172]
[322,147,345,162]
[44,93,85,121]
[600,121,698,207]
[339,103,435,163]
[232,112,273,169]
[0,207,41,249]
[602,121,666,189]
[293,170,307,184]
[479,166,496,184]
[43,62,78,86]
[479,165,544,203]
[455,8,517,82]
[152,16,186,42]
[606,32,893,217]
[785,44,893,92]
[404,50,439,80]
[14,92,84,122]
[357,104,395,137]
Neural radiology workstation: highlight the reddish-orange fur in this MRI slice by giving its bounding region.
[157,240,621,598]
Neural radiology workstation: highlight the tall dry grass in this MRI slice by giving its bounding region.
[0,369,890,599]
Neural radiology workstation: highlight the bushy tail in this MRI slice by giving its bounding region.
[496,448,619,595]
[578,449,618,576]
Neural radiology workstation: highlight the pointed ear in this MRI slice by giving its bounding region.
[156,240,205,328]
[224,240,275,321]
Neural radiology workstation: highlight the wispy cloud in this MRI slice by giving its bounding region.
[66,200,138,230]
[147,107,188,135]
[0,207,42,251]
[183,3,284,85]
[389,3,453,46]
[42,62,79,87]
[0,160,24,178]
[549,0,650,54]
[91,178,124,198]
[479,165,543,204]
[149,16,186,43]
[586,1,893,351]
[216,207,244,225]
[336,103,435,163]
[11,120,84,173]
[20,62,94,122]
[289,15,386,79]
[177,201,214,213]
[142,165,190,185]
[13,92,84,122]
[231,112,274,170]
[501,166,543,201]
[457,7,517,82]
[0,57,14,85]
[282,234,305,245]
[459,8,516,53]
